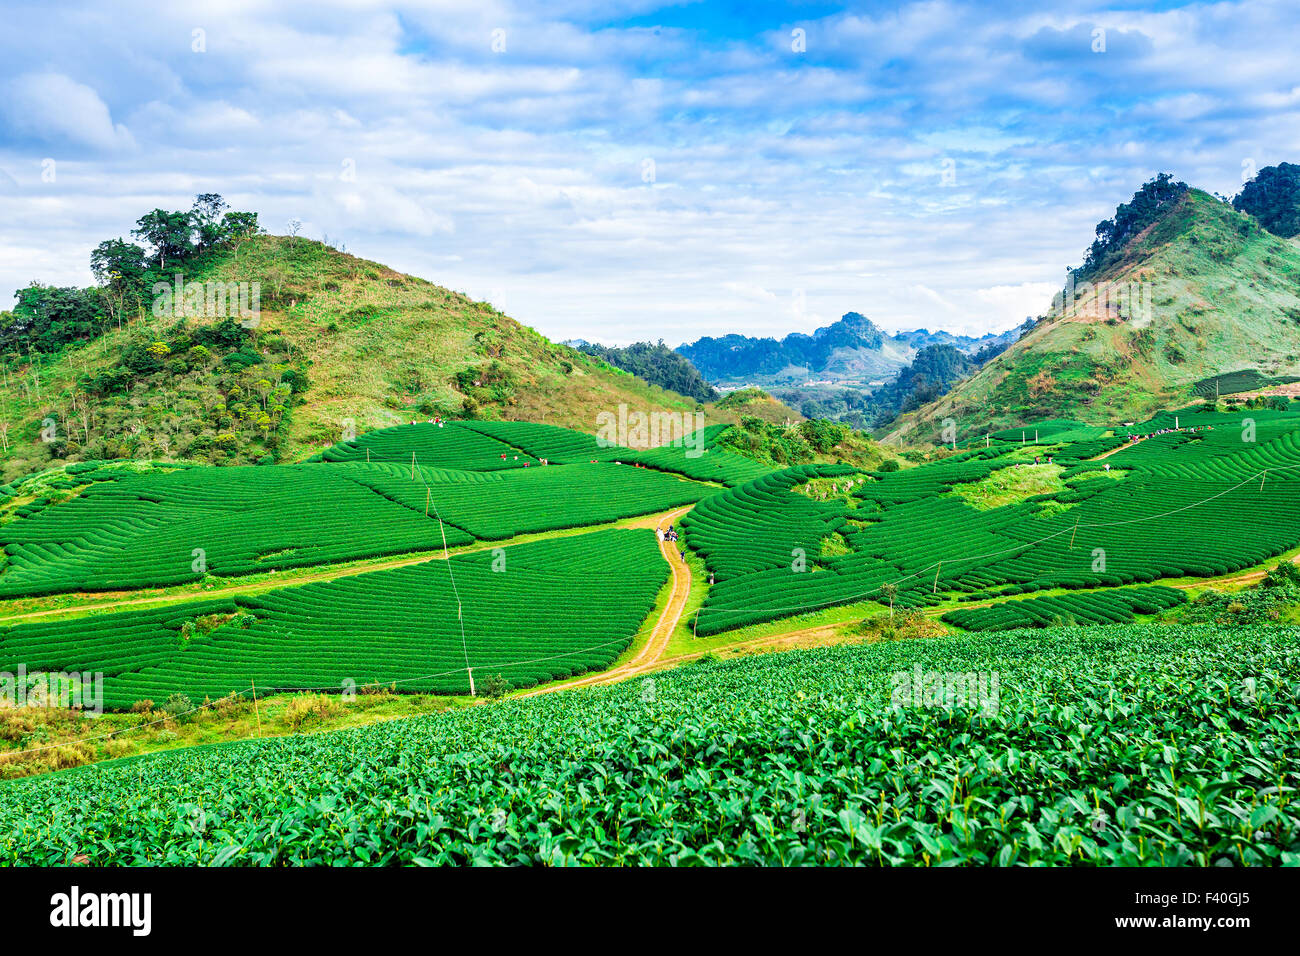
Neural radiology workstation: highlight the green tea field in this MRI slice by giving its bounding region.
[2,624,1295,866]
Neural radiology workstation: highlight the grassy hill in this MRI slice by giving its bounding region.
[883,188,1300,445]
[0,236,718,481]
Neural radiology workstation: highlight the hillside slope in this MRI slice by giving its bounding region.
[0,237,716,479]
[883,189,1300,444]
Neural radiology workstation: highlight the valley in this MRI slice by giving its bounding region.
[3,172,1300,873]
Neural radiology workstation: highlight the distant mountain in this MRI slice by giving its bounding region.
[676,312,1017,387]
[895,327,1020,353]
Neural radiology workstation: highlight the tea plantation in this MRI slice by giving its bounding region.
[2,624,1295,866]
[685,403,1300,633]
[0,435,715,596]
[0,530,667,707]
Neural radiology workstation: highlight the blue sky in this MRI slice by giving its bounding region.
[1,0,1298,345]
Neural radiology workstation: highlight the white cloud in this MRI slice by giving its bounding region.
[2,73,134,151]
[0,0,1297,347]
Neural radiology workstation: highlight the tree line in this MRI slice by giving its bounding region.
[2,194,260,356]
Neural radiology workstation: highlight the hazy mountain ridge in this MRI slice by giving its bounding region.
[677,312,1019,387]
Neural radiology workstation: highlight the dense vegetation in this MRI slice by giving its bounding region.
[1074,172,1189,280]
[1233,162,1300,238]
[0,208,717,480]
[867,345,976,422]
[0,194,261,358]
[2,624,1295,865]
[1192,369,1300,398]
[883,185,1300,441]
[576,341,717,401]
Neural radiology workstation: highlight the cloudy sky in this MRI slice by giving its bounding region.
[1,0,1298,345]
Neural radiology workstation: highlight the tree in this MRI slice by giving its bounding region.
[132,209,194,269]
[222,211,261,253]
[90,238,149,292]
[1075,173,1188,279]
[1234,163,1300,238]
[191,193,230,251]
[880,582,898,622]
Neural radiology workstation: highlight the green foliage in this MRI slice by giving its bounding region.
[577,341,718,401]
[1192,369,1299,398]
[160,693,195,723]
[2,625,1296,865]
[870,345,975,424]
[2,285,107,354]
[1183,563,1300,626]
[0,427,714,596]
[685,405,1300,634]
[2,194,259,362]
[1234,162,1300,238]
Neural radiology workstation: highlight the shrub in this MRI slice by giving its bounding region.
[480,674,511,700]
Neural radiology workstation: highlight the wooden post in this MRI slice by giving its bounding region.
[425,488,431,516]
[933,562,941,593]
[251,679,262,737]
[366,447,370,463]
[467,667,476,697]
[1070,517,1079,549]
[411,451,416,480]
[1261,470,1267,492]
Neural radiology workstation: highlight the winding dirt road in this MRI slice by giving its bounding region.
[517,505,694,697]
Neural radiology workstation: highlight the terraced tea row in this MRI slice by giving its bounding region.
[0,454,708,597]
[458,420,773,486]
[0,530,666,708]
[3,624,1294,865]
[942,585,1187,631]
[684,404,1300,633]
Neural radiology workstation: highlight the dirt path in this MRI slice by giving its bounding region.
[1090,436,1145,460]
[517,506,694,697]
